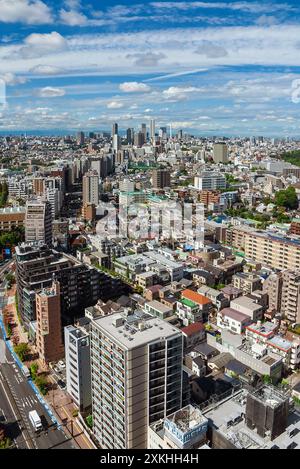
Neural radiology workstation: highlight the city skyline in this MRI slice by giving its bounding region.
[0,0,300,136]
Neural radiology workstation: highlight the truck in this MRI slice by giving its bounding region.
[28,410,42,433]
[21,365,31,379]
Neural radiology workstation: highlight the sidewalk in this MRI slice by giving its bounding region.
[3,285,28,344]
[46,377,96,449]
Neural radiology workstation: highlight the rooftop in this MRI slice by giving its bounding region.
[182,289,212,306]
[92,309,181,350]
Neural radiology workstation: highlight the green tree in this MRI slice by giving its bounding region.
[35,375,48,395]
[14,343,29,362]
[275,187,298,210]
[30,363,39,381]
[86,415,93,429]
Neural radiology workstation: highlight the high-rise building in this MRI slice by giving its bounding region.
[77,131,85,146]
[36,281,64,365]
[83,170,99,206]
[141,123,147,141]
[213,143,228,164]
[65,321,92,412]
[112,123,118,136]
[25,199,52,246]
[150,119,155,144]
[159,127,167,140]
[126,128,134,145]
[152,169,171,189]
[90,309,183,449]
[134,131,145,147]
[113,134,120,153]
[15,243,104,326]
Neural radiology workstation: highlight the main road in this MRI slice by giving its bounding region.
[0,271,77,449]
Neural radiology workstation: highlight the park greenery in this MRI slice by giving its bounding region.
[274,187,298,210]
[280,150,300,167]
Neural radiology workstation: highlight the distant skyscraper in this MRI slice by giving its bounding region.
[113,134,120,153]
[90,310,183,449]
[159,127,167,139]
[213,143,228,164]
[112,123,118,136]
[126,128,134,145]
[36,280,64,365]
[141,123,147,141]
[83,170,99,206]
[25,199,52,246]
[77,131,85,146]
[150,119,155,144]
[134,131,145,147]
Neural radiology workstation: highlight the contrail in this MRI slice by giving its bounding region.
[144,68,208,82]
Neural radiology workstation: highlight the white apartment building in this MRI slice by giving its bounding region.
[194,172,226,191]
[90,309,183,449]
[65,323,92,412]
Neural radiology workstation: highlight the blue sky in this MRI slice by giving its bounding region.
[1,0,300,135]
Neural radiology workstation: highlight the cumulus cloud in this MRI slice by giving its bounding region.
[195,40,228,58]
[119,82,151,93]
[107,101,124,109]
[16,32,67,59]
[0,0,53,24]
[59,8,89,26]
[37,87,66,98]
[163,86,201,101]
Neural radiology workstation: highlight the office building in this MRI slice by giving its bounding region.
[152,169,171,189]
[141,123,147,141]
[150,119,155,144]
[77,131,85,146]
[134,132,145,147]
[83,170,99,206]
[126,128,134,145]
[112,123,118,136]
[25,199,52,246]
[194,172,226,191]
[65,321,92,412]
[213,143,228,163]
[35,281,64,365]
[90,309,183,449]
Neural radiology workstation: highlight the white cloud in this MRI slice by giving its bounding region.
[163,86,201,101]
[29,65,66,75]
[0,0,53,24]
[119,82,151,93]
[0,72,27,85]
[37,87,66,98]
[107,101,124,109]
[195,40,228,58]
[126,52,166,67]
[24,31,66,50]
[59,8,89,26]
